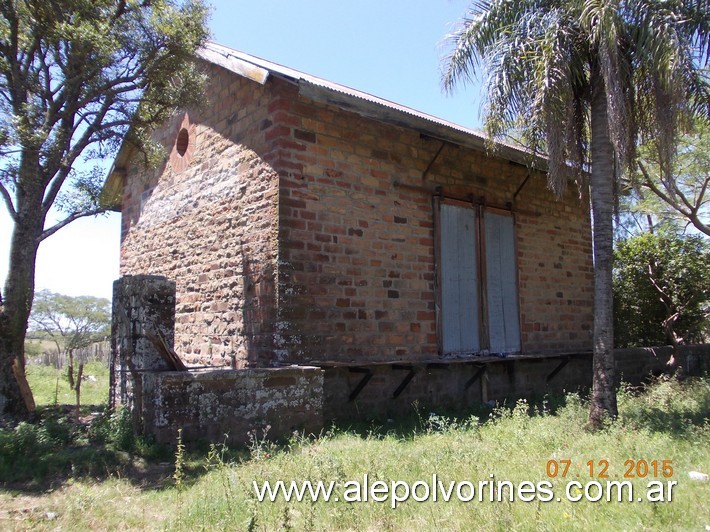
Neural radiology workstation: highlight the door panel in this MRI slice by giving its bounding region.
[484,212,521,354]
[440,203,480,354]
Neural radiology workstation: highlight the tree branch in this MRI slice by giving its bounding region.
[41,166,72,214]
[639,160,691,216]
[0,182,17,220]
[39,207,108,242]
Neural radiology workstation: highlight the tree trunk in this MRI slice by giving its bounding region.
[0,157,45,420]
[588,75,619,427]
[67,349,75,390]
[0,306,28,418]
[0,223,40,419]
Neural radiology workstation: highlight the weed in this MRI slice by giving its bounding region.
[90,406,134,450]
[279,506,293,531]
[173,428,186,490]
[205,437,239,500]
[247,424,276,462]
[245,487,260,532]
[425,411,460,433]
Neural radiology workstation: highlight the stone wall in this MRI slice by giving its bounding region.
[111,275,324,445]
[145,367,324,445]
[110,275,176,418]
[118,63,283,367]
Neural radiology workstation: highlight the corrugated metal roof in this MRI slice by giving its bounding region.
[198,41,543,167]
[200,41,476,133]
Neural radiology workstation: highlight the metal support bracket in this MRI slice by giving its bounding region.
[392,364,417,398]
[547,356,570,382]
[348,367,373,402]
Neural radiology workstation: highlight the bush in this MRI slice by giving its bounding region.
[614,231,709,348]
[89,406,136,451]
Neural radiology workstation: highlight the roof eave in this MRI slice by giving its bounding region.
[296,82,548,171]
[196,46,270,85]
[103,42,551,211]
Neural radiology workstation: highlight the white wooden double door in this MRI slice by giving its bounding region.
[439,202,521,356]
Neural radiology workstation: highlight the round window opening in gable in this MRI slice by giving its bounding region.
[176,128,190,157]
[170,114,196,173]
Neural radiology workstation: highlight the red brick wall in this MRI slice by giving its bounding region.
[270,78,593,363]
[119,64,593,368]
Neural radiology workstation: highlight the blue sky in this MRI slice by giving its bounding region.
[0,0,483,300]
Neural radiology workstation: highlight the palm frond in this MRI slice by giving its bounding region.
[441,0,709,197]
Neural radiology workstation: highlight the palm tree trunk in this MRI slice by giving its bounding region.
[588,75,618,427]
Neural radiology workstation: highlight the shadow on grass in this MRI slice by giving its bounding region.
[0,404,178,493]
[325,388,576,441]
[324,375,708,441]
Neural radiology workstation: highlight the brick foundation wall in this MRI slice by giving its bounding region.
[139,345,709,444]
[323,345,710,422]
[323,357,592,422]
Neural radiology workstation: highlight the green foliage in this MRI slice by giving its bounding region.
[441,0,709,195]
[0,409,90,483]
[0,404,170,485]
[0,1,210,418]
[614,231,710,347]
[0,0,210,220]
[89,405,136,451]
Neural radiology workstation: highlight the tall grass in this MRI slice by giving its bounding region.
[1,376,708,531]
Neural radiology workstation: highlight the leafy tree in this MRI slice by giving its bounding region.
[442,0,709,426]
[30,290,110,364]
[30,290,110,401]
[619,119,709,236]
[0,0,209,420]
[614,232,709,360]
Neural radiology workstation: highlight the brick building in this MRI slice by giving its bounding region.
[106,42,598,438]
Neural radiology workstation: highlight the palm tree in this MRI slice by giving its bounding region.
[442,0,709,426]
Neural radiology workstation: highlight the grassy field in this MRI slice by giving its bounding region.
[1,371,708,530]
[25,360,109,407]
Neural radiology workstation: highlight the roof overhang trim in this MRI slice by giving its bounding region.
[196,46,270,85]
